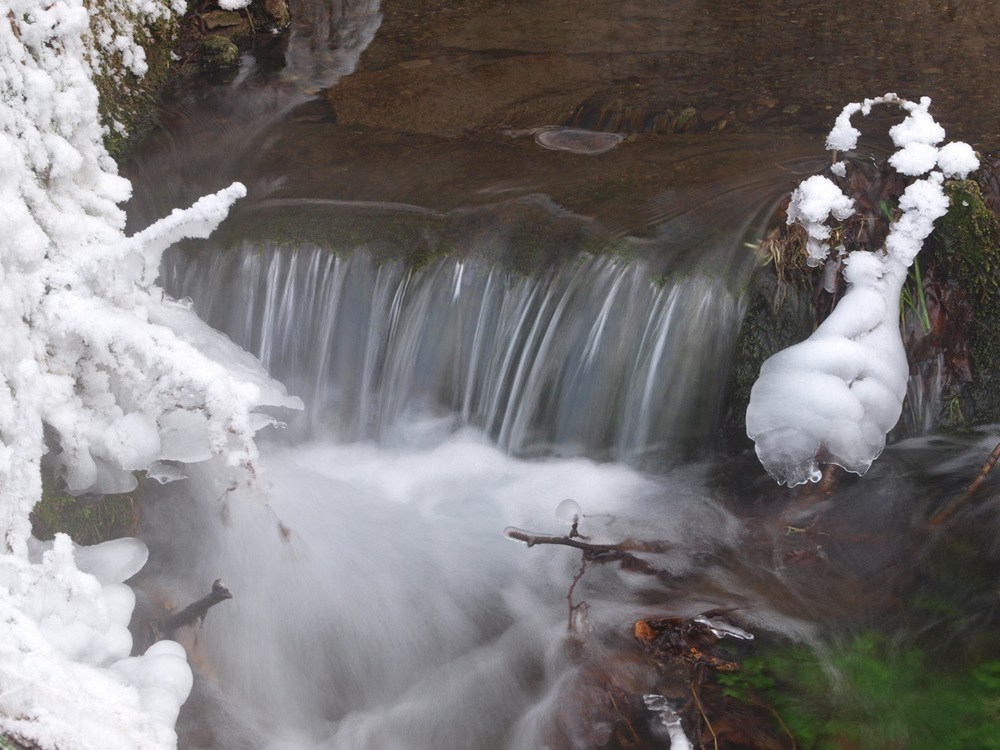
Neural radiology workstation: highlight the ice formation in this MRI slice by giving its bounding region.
[2,535,192,749]
[747,95,978,486]
[644,695,693,750]
[1,0,299,745]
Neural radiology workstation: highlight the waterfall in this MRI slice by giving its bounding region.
[145,215,763,747]
[162,245,744,466]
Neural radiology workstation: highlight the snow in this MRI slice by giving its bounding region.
[747,96,978,486]
[2,535,191,749]
[785,175,856,266]
[937,141,979,179]
[890,142,940,176]
[1,0,300,745]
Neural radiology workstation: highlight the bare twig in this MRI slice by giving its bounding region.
[691,682,719,750]
[567,557,587,631]
[763,702,797,750]
[505,528,668,556]
[929,439,1000,527]
[145,579,233,648]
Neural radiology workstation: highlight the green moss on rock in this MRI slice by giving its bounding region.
[30,467,142,546]
[934,181,1000,301]
[930,180,1000,426]
[88,1,178,161]
[198,34,241,68]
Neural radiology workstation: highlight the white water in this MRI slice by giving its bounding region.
[123,4,970,745]
[145,232,767,747]
[142,425,750,749]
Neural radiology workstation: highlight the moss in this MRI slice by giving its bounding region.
[203,193,634,277]
[250,0,291,31]
[933,181,1000,301]
[718,635,1000,750]
[198,34,240,67]
[30,467,142,546]
[205,202,444,265]
[88,1,178,161]
[929,180,1000,426]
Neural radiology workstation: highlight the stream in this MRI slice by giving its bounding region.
[125,0,1000,747]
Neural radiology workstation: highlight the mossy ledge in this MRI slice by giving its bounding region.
[30,466,143,546]
[928,176,1000,427]
[92,0,292,160]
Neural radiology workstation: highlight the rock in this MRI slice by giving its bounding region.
[262,0,291,28]
[533,127,626,155]
[198,35,240,68]
[202,10,243,29]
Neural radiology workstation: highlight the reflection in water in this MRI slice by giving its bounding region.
[125,0,382,227]
[283,0,381,89]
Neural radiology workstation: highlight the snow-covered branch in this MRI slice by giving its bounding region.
[1,0,300,746]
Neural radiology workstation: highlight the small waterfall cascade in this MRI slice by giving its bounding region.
[162,244,745,465]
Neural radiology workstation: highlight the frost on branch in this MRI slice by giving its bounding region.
[1,0,302,557]
[746,96,978,487]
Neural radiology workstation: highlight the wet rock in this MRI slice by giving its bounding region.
[198,34,240,68]
[533,127,626,155]
[396,58,432,70]
[700,105,729,124]
[202,10,243,29]
[672,107,697,131]
[262,0,291,29]
[288,97,337,124]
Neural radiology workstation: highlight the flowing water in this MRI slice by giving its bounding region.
[128,0,1000,747]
